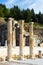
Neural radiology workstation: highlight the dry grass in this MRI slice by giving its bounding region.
[12,55,30,60]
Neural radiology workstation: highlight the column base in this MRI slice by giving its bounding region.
[29,55,35,59]
[6,56,13,61]
[7,58,13,61]
[19,55,24,60]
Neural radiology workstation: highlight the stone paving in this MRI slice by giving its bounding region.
[0,59,43,65]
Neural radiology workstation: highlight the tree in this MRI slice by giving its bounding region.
[22,9,32,23]
[0,4,10,18]
[0,4,4,17]
[31,9,38,22]
[37,12,43,24]
[0,4,43,24]
[10,6,21,20]
[3,6,10,18]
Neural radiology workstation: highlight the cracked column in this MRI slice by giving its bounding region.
[29,22,34,58]
[7,18,13,61]
[19,20,24,60]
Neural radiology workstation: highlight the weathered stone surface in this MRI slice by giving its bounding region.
[7,18,13,60]
[12,20,16,47]
[19,20,24,60]
[29,22,34,58]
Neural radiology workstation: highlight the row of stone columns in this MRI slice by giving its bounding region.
[7,18,34,60]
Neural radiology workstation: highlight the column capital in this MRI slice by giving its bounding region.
[8,18,14,21]
[19,20,24,25]
[29,22,34,25]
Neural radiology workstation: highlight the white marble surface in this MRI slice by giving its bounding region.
[0,46,43,57]
[0,59,43,65]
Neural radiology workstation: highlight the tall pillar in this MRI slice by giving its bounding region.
[7,18,13,61]
[12,20,16,47]
[29,22,34,58]
[19,20,24,60]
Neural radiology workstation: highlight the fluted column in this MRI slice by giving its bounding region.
[7,18,13,60]
[29,22,34,58]
[19,20,24,60]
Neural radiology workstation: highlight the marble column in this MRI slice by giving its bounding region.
[29,22,34,58]
[19,20,24,60]
[12,20,16,47]
[7,18,13,61]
